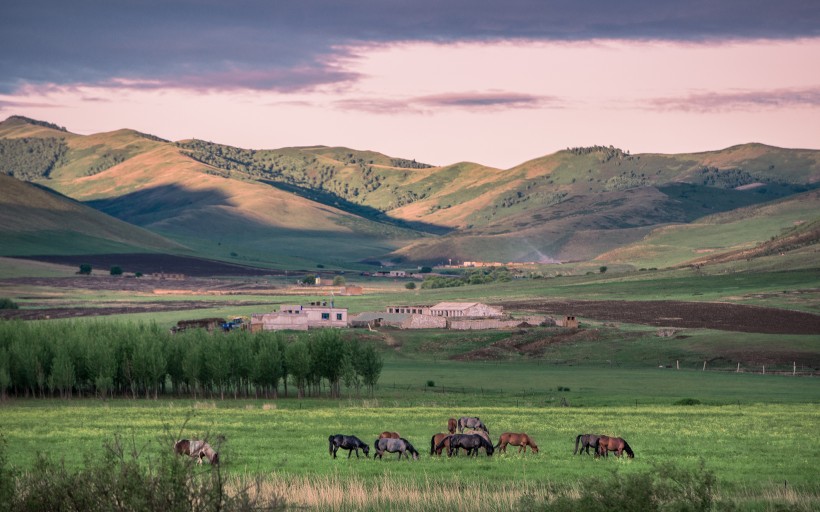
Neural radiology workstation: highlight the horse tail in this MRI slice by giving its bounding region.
[328,436,334,456]
[430,435,436,455]
[623,440,634,458]
[574,434,581,454]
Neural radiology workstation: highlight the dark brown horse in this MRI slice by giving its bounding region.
[447,418,457,434]
[495,432,539,454]
[379,431,400,439]
[596,435,634,458]
[574,434,600,455]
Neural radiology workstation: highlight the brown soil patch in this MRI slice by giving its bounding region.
[496,300,820,335]
[452,328,605,361]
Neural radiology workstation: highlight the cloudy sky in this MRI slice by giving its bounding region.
[2,0,819,168]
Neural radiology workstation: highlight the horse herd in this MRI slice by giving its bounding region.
[173,417,634,466]
[327,416,634,461]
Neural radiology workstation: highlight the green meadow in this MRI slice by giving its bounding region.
[1,364,818,507]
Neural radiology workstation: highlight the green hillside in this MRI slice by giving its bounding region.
[0,174,186,256]
[2,115,819,269]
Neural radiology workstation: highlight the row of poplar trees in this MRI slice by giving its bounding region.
[0,320,382,400]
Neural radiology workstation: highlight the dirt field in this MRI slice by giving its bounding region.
[497,299,820,335]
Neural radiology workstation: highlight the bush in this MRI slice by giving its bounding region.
[520,461,715,512]
[78,264,92,275]
[405,282,416,290]
[109,266,123,276]
[0,298,18,310]
[426,380,435,387]
[674,398,702,406]
[2,431,284,512]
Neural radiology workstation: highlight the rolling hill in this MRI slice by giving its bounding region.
[1,115,819,268]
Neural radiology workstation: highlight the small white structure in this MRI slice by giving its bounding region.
[251,304,348,331]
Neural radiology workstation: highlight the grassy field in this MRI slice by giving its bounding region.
[1,376,818,509]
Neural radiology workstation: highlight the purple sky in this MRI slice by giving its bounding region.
[2,0,819,168]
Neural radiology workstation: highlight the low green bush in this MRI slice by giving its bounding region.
[519,461,716,512]
[0,432,283,512]
[0,298,18,310]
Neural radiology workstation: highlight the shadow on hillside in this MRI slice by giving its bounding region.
[260,179,452,235]
[85,184,233,226]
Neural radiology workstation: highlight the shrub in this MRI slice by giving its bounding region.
[405,282,416,290]
[3,431,284,512]
[78,264,92,275]
[426,380,435,387]
[674,398,702,406]
[109,266,123,276]
[520,461,715,512]
[0,298,18,310]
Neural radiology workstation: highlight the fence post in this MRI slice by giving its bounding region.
[676,360,679,370]
[763,365,765,375]
[793,362,796,376]
[736,362,740,373]
[703,361,707,371]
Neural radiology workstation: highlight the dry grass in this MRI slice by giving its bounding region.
[230,474,572,512]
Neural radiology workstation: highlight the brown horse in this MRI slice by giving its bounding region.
[379,431,400,439]
[495,432,539,454]
[430,433,451,456]
[596,435,634,458]
[447,418,457,434]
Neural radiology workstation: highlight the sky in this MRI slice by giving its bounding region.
[1,0,819,169]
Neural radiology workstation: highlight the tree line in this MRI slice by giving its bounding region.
[0,320,382,400]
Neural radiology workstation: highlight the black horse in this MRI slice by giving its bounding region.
[574,434,600,455]
[374,437,419,460]
[439,434,494,457]
[328,434,370,459]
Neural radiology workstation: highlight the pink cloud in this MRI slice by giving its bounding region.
[649,87,820,112]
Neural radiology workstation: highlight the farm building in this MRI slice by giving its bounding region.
[386,302,503,318]
[250,304,348,332]
[386,305,432,315]
[429,302,504,318]
[349,312,447,329]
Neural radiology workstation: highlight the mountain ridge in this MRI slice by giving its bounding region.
[2,115,819,268]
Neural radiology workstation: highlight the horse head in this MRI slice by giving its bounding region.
[362,443,370,458]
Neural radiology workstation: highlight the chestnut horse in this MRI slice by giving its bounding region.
[495,432,539,454]
[447,418,457,434]
[379,431,400,439]
[596,435,634,458]
[430,433,451,456]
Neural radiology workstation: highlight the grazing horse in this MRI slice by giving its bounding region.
[447,418,457,434]
[574,434,600,455]
[174,439,219,465]
[495,432,539,454]
[596,436,634,458]
[328,434,370,459]
[430,433,452,456]
[463,429,493,454]
[458,416,489,434]
[441,434,494,457]
[379,431,400,439]
[374,437,419,460]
